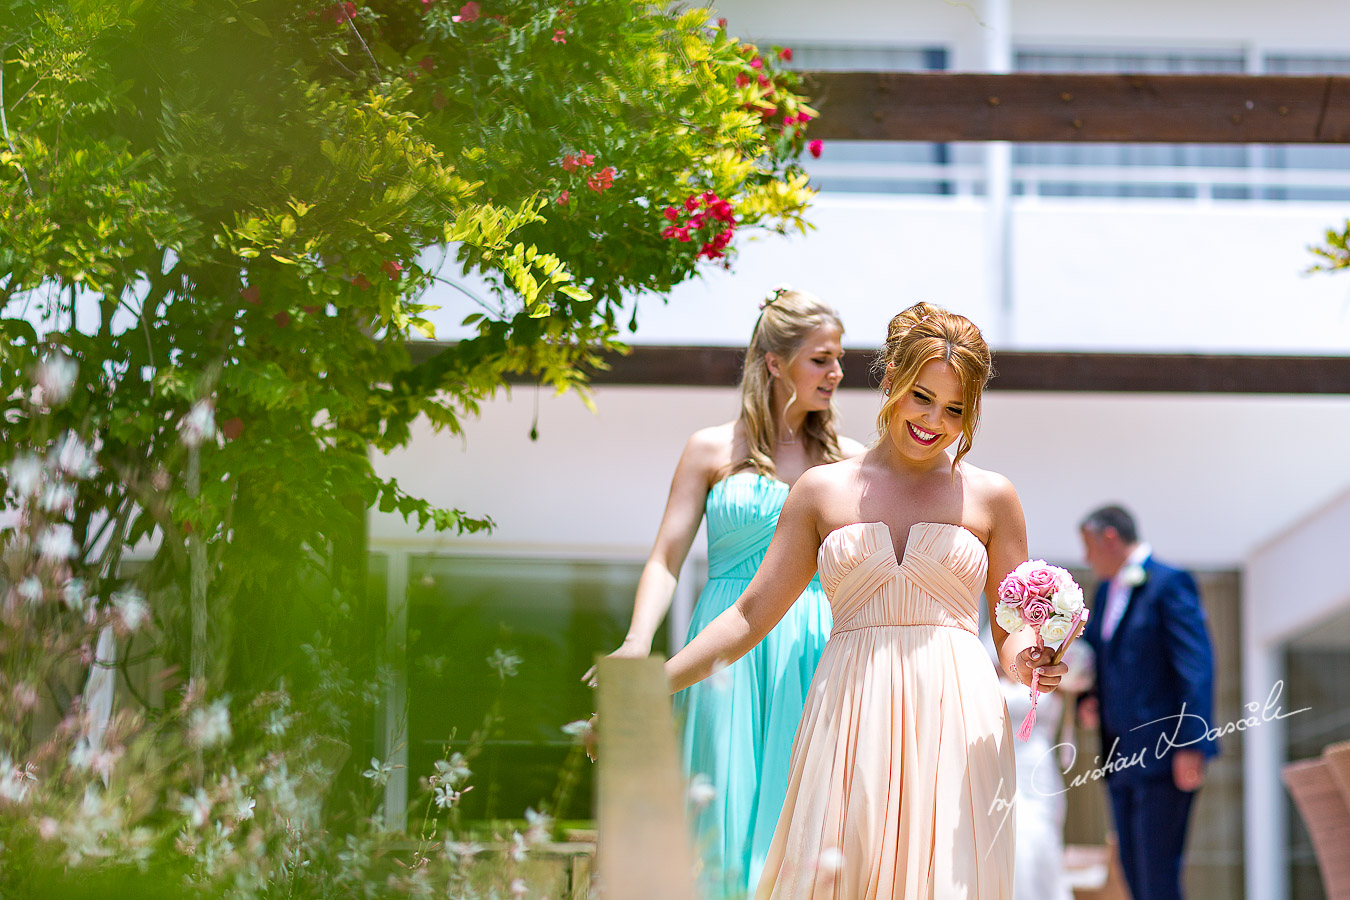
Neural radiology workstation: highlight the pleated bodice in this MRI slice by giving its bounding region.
[705,472,824,588]
[818,521,987,634]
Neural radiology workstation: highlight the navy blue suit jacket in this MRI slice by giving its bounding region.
[1083,557,1218,785]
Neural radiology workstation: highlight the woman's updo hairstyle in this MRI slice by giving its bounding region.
[873,302,992,471]
[735,288,846,479]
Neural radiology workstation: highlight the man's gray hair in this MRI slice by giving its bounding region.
[1080,504,1139,544]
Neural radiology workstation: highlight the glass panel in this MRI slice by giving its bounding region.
[1284,605,1350,899]
[405,555,656,823]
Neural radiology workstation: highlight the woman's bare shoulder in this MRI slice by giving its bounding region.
[680,421,739,482]
[686,420,737,452]
[793,454,862,502]
[959,461,1023,522]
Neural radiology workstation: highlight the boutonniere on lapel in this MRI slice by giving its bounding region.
[1119,563,1147,589]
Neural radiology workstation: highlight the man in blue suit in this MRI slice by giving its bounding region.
[1078,504,1217,900]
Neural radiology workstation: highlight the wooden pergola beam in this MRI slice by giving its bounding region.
[803,72,1350,143]
[560,346,1350,394]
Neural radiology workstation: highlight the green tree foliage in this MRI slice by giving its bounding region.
[1312,220,1350,273]
[0,0,817,691]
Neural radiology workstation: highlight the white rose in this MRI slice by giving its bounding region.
[1040,614,1075,643]
[1120,563,1147,588]
[995,604,1025,633]
[1052,582,1084,617]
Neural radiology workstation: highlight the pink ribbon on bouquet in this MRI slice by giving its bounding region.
[1015,606,1086,742]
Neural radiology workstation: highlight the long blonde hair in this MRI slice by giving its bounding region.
[873,302,992,471]
[733,289,846,479]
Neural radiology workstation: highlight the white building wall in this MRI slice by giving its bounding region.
[371,387,1350,571]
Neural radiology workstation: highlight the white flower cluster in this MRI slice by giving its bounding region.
[0,754,38,804]
[34,351,79,408]
[363,756,397,788]
[487,648,521,680]
[188,699,233,749]
[178,400,217,449]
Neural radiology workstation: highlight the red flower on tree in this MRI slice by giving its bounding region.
[735,73,750,89]
[322,2,357,23]
[552,29,567,43]
[778,47,793,62]
[808,139,824,158]
[749,57,763,70]
[662,190,738,260]
[452,2,480,22]
[561,151,594,172]
[586,166,615,192]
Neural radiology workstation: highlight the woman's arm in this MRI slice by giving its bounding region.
[583,429,721,681]
[664,471,825,693]
[982,473,1066,691]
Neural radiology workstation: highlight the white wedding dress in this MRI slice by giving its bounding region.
[998,679,1074,900]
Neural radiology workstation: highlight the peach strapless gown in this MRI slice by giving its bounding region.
[755,522,1016,900]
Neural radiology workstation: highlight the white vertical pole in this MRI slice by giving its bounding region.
[382,550,410,829]
[984,0,1014,345]
[1242,568,1288,900]
[667,554,699,657]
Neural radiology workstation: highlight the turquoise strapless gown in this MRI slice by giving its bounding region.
[672,472,833,899]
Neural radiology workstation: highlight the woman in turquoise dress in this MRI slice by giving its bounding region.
[585,287,864,898]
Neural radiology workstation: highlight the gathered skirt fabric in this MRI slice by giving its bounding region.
[673,473,833,899]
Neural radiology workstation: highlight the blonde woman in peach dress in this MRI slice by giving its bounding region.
[664,302,1069,899]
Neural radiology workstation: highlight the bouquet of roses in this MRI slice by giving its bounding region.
[996,560,1090,741]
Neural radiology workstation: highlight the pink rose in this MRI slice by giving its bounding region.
[1020,597,1053,626]
[997,573,1031,608]
[1024,566,1057,599]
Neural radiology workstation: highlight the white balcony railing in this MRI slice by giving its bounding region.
[805,160,1350,202]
